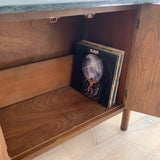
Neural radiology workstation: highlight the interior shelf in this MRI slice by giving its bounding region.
[0,86,123,160]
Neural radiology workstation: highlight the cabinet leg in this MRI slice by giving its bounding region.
[121,109,131,131]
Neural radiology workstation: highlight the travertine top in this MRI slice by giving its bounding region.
[0,0,159,14]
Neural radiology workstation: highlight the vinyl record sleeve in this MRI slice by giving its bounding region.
[79,40,124,106]
[71,41,122,108]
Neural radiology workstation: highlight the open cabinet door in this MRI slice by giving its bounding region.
[124,4,160,117]
[0,125,10,160]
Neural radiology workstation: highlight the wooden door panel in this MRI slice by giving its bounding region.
[125,5,160,117]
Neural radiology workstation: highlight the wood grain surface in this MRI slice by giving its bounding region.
[0,16,83,70]
[0,86,123,160]
[0,5,137,23]
[125,5,160,117]
[0,125,11,160]
[0,55,73,108]
[84,9,138,103]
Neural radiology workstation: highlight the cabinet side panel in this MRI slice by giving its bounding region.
[0,125,10,160]
[125,5,160,117]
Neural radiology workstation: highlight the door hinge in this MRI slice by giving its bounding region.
[136,18,140,29]
[123,90,128,104]
[124,90,128,98]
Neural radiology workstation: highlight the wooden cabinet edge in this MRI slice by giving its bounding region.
[120,5,143,131]
[0,125,11,160]
[0,5,138,23]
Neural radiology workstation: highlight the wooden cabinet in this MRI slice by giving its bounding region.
[0,4,159,160]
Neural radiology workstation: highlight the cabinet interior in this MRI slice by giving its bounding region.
[0,8,138,160]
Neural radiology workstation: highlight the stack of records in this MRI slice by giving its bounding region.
[71,40,124,108]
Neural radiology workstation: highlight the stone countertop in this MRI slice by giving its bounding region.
[0,0,159,14]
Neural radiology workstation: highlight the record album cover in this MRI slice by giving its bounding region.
[71,41,124,108]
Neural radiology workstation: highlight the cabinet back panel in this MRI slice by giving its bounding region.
[0,16,84,70]
[84,9,138,103]
[0,55,73,108]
